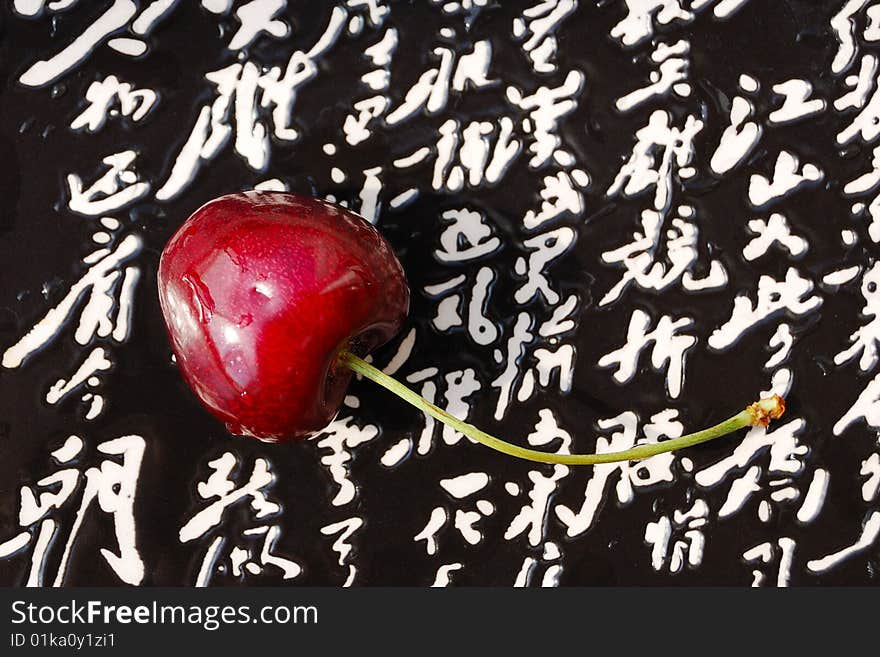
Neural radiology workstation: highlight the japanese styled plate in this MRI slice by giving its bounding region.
[1,0,878,586]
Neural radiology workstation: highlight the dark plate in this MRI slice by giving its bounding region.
[0,0,878,586]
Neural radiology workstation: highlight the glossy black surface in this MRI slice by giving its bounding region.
[0,1,878,585]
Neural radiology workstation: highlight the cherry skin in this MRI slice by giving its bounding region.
[157,191,409,441]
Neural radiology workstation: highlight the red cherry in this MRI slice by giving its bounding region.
[158,191,784,464]
[157,191,409,441]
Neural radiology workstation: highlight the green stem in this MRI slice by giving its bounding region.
[338,350,785,466]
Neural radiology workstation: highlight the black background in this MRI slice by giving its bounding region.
[0,1,878,585]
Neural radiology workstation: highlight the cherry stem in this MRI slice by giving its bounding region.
[338,350,785,465]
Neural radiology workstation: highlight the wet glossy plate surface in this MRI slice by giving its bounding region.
[1,1,878,586]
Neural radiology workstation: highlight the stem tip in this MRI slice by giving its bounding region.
[746,394,786,427]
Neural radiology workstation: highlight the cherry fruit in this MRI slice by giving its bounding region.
[159,191,784,462]
[158,191,408,441]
